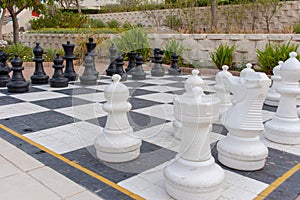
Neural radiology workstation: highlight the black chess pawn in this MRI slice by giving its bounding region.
[115,55,127,82]
[106,43,117,76]
[62,41,77,81]
[132,53,146,80]
[7,54,29,93]
[0,50,11,87]
[168,52,181,75]
[80,54,98,85]
[86,37,99,77]
[31,43,49,84]
[50,54,69,88]
[125,51,136,74]
[151,48,165,77]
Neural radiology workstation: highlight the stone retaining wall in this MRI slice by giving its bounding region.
[89,1,300,33]
[8,33,300,67]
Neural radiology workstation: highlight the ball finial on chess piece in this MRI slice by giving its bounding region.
[290,51,297,58]
[112,74,121,83]
[191,69,199,76]
[222,65,229,71]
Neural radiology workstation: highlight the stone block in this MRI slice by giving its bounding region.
[245,34,267,41]
[226,34,245,41]
[207,34,226,40]
[267,34,293,42]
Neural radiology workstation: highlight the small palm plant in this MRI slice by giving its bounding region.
[2,43,33,61]
[257,41,299,74]
[210,44,236,70]
[163,38,185,65]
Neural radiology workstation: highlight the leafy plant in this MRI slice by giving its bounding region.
[43,48,64,62]
[162,38,185,65]
[90,19,106,28]
[257,41,299,74]
[112,28,151,61]
[210,43,236,70]
[28,28,125,34]
[294,21,300,33]
[123,21,134,29]
[163,14,182,30]
[106,19,120,28]
[1,43,33,62]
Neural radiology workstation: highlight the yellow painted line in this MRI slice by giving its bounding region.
[0,124,145,200]
[254,162,300,200]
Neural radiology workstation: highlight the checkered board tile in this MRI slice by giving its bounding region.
[0,72,299,200]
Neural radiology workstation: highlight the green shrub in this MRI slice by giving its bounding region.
[1,43,33,62]
[106,19,120,28]
[162,38,185,65]
[28,28,125,34]
[210,43,236,70]
[113,28,151,61]
[29,12,88,30]
[43,48,64,62]
[257,41,299,74]
[90,19,106,28]
[123,21,133,29]
[163,14,182,30]
[294,21,300,33]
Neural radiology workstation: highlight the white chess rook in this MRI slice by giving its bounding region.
[265,52,300,145]
[172,69,204,140]
[94,74,142,162]
[264,61,283,106]
[217,64,271,171]
[165,86,224,200]
[213,65,233,118]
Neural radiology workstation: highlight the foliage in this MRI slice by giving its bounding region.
[210,43,236,70]
[162,38,185,65]
[294,21,300,33]
[112,28,151,61]
[0,43,33,62]
[90,19,106,28]
[28,28,125,34]
[43,47,64,62]
[0,0,53,43]
[256,41,299,74]
[74,35,109,61]
[106,19,120,28]
[30,11,88,29]
[123,21,134,29]
[163,14,182,31]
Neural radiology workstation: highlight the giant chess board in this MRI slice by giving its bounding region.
[0,72,299,200]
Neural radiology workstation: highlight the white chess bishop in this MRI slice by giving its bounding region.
[94,74,142,162]
[264,61,283,106]
[173,69,205,139]
[165,85,224,200]
[265,52,300,145]
[217,64,271,171]
[213,65,233,118]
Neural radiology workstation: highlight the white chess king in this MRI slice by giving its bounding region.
[217,64,271,171]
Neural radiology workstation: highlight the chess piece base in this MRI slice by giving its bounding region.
[0,77,10,87]
[31,75,49,84]
[151,70,165,77]
[265,115,300,145]
[50,79,68,88]
[264,89,280,106]
[217,133,268,171]
[7,81,29,93]
[164,157,225,200]
[168,68,181,75]
[80,76,97,85]
[64,73,77,81]
[94,128,142,163]
[132,74,146,80]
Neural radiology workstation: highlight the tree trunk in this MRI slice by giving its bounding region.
[210,0,217,31]
[75,0,81,13]
[0,9,6,40]
[7,7,19,44]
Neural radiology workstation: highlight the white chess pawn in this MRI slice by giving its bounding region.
[240,63,255,78]
[165,86,224,200]
[213,65,233,118]
[173,69,205,139]
[265,52,300,144]
[264,61,283,106]
[94,74,142,162]
[218,68,271,171]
